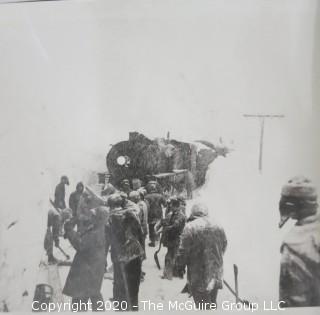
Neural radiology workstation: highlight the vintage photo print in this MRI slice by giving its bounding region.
[0,0,319,314]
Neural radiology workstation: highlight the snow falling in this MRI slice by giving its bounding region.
[0,0,319,311]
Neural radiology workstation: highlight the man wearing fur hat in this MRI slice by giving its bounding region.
[175,202,227,309]
[278,176,320,307]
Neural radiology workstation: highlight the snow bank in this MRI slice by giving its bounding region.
[0,101,108,311]
[0,150,105,311]
[186,112,319,303]
[191,153,281,302]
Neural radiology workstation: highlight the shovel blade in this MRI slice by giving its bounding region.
[181,283,190,294]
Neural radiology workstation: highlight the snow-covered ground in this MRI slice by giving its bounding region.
[0,0,319,312]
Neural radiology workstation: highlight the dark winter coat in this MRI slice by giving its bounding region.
[162,209,186,247]
[279,211,320,307]
[47,208,60,238]
[106,206,144,264]
[76,193,105,233]
[137,200,149,236]
[176,215,227,294]
[145,193,167,224]
[54,182,66,209]
[44,208,60,252]
[69,191,83,217]
[62,220,107,298]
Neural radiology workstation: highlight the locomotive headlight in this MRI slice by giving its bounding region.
[117,155,130,167]
[117,156,126,166]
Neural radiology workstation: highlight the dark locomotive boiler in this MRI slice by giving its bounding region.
[106,132,229,197]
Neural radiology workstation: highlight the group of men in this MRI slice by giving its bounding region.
[44,175,228,311]
[44,174,320,311]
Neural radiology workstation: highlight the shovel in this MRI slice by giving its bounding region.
[181,280,251,307]
[154,232,163,270]
[234,264,239,303]
[57,245,70,260]
[223,279,252,307]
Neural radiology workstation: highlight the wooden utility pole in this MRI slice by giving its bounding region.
[243,114,284,173]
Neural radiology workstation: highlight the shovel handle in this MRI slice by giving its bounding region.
[58,246,70,260]
[49,199,62,214]
[154,238,162,270]
[233,264,239,303]
[223,280,251,306]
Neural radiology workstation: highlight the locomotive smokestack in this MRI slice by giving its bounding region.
[129,132,140,141]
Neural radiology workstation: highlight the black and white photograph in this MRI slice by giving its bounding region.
[0,0,319,313]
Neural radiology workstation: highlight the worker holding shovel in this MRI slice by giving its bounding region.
[44,204,72,264]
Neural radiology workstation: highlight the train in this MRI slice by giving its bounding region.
[105,132,229,198]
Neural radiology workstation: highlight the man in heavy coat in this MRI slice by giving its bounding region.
[62,206,108,311]
[176,202,227,309]
[145,185,167,247]
[278,176,320,307]
[129,191,149,241]
[44,207,61,264]
[76,189,107,234]
[161,197,186,280]
[54,175,69,209]
[106,193,145,311]
[69,182,84,218]
[44,205,72,264]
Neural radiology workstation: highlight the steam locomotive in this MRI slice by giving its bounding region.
[105,132,229,197]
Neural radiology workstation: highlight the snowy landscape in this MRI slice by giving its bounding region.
[0,0,319,312]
